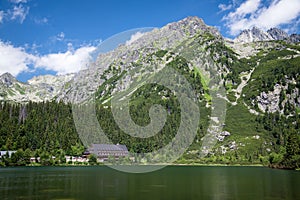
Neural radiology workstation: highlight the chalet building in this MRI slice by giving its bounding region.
[0,151,16,158]
[65,156,88,163]
[86,144,129,160]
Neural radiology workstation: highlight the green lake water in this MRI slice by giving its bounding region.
[0,166,299,200]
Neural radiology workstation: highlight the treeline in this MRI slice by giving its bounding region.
[0,101,84,166]
[0,101,81,152]
[0,98,298,168]
[259,112,300,169]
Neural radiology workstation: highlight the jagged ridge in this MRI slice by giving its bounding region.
[234,26,300,43]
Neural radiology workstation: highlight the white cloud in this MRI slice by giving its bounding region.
[0,11,4,23]
[34,17,48,25]
[0,41,35,76]
[0,40,96,76]
[223,0,300,35]
[0,0,30,24]
[218,4,232,12]
[126,32,145,46]
[56,32,65,41]
[232,0,261,16]
[35,46,96,75]
[10,0,27,3]
[253,0,300,29]
[224,0,261,22]
[10,4,29,23]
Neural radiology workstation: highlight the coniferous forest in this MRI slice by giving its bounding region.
[0,98,299,169]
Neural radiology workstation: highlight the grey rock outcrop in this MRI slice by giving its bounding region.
[257,82,300,114]
[234,27,273,43]
[257,84,282,113]
[289,34,300,43]
[267,28,289,40]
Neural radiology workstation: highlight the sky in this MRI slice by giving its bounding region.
[0,0,299,82]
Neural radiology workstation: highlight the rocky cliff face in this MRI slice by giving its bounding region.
[257,84,284,113]
[257,82,300,114]
[56,16,222,103]
[267,28,289,40]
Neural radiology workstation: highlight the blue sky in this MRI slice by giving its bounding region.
[0,0,299,82]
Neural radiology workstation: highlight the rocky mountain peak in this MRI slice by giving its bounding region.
[234,26,300,43]
[177,16,205,26]
[251,26,264,34]
[234,26,273,43]
[289,34,300,43]
[0,72,17,87]
[267,28,289,40]
[164,16,220,37]
[56,16,224,103]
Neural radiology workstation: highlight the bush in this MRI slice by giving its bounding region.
[88,154,97,165]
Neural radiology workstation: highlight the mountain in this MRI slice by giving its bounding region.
[56,16,222,103]
[1,19,298,105]
[0,16,299,168]
[234,26,300,43]
[289,34,300,43]
[0,72,17,87]
[234,27,273,43]
[267,28,289,40]
[0,73,74,102]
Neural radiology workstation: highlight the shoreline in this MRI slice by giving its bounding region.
[2,164,299,171]
[0,163,266,168]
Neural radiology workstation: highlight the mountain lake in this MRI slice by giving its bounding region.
[0,166,299,200]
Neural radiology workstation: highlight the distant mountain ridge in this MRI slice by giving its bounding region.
[0,72,74,102]
[234,26,300,43]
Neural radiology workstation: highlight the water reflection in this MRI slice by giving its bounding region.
[0,166,299,200]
